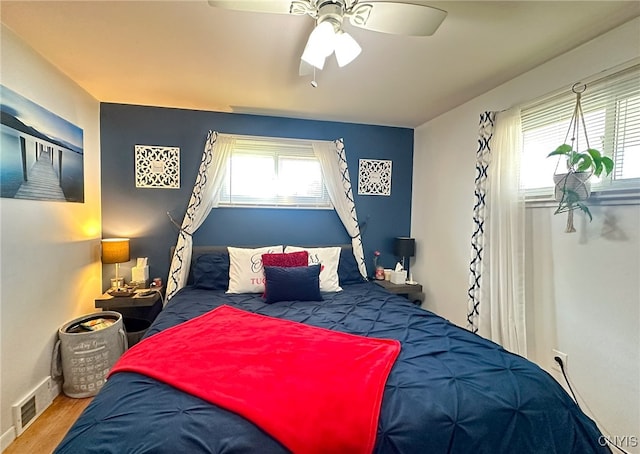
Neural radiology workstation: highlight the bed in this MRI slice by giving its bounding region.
[56,245,610,453]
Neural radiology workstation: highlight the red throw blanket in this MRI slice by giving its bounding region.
[109,305,400,454]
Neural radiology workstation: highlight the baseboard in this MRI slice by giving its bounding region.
[51,380,62,402]
[0,427,16,453]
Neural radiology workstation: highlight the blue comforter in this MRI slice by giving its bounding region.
[56,283,609,453]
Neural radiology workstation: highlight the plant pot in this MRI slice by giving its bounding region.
[553,171,591,203]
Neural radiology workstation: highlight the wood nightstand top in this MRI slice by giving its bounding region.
[95,288,162,309]
[374,280,422,294]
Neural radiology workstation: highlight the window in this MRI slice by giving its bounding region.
[521,64,640,196]
[219,136,332,209]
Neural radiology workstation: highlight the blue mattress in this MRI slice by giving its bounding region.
[56,283,609,453]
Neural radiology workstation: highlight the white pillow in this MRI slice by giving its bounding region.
[284,246,342,292]
[227,246,284,294]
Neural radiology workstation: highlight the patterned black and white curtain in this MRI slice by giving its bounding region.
[467,112,495,332]
[313,139,366,278]
[166,131,234,301]
[466,109,527,356]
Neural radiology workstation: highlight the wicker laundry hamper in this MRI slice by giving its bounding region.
[52,311,128,398]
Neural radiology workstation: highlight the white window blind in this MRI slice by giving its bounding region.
[219,136,332,208]
[521,64,640,194]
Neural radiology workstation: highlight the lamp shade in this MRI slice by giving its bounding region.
[394,237,415,258]
[301,21,336,70]
[101,238,130,264]
[301,19,362,70]
[334,31,361,67]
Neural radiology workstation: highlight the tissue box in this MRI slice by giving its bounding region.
[132,265,149,284]
[390,270,407,284]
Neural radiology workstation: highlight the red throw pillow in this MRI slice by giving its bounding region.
[261,251,309,298]
[262,251,309,268]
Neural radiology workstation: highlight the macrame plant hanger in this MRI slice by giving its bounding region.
[554,83,591,233]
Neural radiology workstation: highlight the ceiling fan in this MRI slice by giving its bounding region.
[207,1,447,73]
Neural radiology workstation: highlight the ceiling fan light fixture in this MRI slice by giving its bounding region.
[301,20,337,69]
[301,48,327,70]
[334,30,361,67]
[315,21,338,57]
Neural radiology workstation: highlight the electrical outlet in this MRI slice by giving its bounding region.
[552,349,568,372]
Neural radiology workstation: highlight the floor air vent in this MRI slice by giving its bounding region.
[19,397,36,429]
[12,376,53,436]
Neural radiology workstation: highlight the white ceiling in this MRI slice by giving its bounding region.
[1,1,639,128]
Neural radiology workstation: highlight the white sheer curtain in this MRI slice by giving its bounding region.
[312,139,367,278]
[166,132,234,301]
[480,108,527,355]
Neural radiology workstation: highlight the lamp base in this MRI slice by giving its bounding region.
[110,277,124,289]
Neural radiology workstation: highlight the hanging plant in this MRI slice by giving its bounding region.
[547,83,614,233]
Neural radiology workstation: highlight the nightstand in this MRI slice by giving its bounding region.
[95,288,163,323]
[95,288,163,346]
[374,280,423,304]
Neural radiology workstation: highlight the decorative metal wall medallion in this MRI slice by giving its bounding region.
[135,145,180,188]
[358,159,392,196]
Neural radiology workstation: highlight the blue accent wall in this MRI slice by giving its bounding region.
[100,103,413,288]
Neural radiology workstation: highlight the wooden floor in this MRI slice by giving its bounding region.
[4,394,91,454]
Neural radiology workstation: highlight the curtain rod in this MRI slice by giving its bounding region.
[216,132,333,145]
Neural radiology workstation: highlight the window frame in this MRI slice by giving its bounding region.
[520,61,640,205]
[218,135,333,210]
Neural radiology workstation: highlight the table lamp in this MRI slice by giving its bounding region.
[102,238,130,289]
[394,237,416,283]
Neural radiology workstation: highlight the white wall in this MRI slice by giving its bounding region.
[412,17,640,451]
[0,25,101,449]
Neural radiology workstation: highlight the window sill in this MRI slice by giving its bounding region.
[526,187,640,208]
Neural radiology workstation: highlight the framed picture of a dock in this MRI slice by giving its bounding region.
[0,85,84,203]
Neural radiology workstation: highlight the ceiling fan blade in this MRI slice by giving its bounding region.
[349,2,447,36]
[207,1,293,14]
